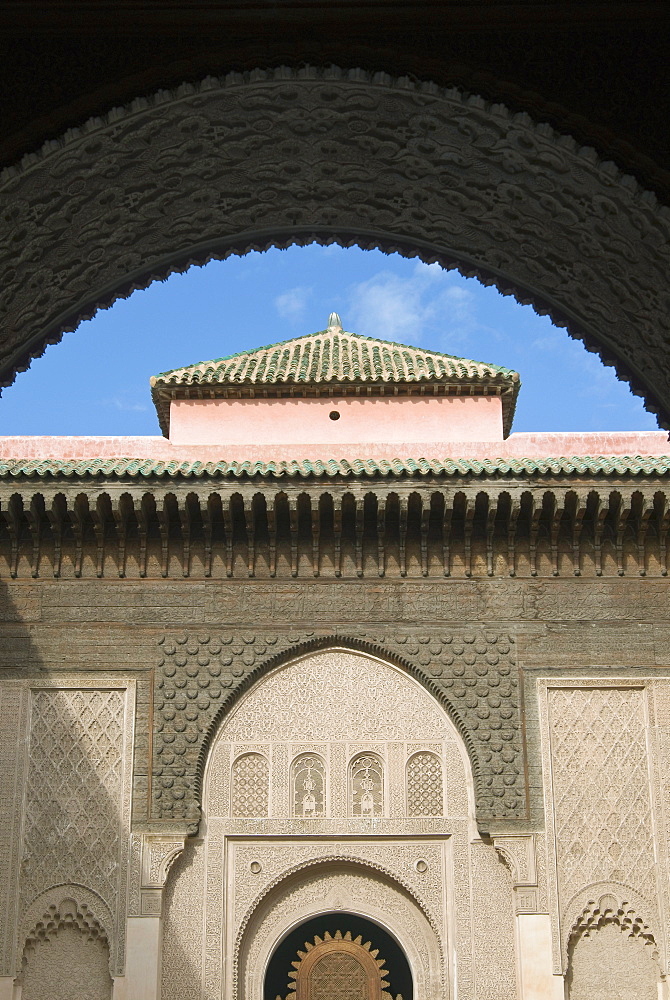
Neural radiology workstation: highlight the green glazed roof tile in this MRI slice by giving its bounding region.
[1,455,669,481]
[151,330,518,388]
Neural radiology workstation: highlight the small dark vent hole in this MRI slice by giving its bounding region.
[329,410,341,420]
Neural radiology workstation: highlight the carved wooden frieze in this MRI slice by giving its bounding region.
[2,483,670,581]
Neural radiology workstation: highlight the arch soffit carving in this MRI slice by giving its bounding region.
[1,68,670,424]
[198,636,478,808]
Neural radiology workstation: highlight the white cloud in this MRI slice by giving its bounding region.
[275,285,312,323]
[104,395,148,412]
[345,261,480,348]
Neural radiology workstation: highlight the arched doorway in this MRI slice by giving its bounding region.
[265,914,412,1000]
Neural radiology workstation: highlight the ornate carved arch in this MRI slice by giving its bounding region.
[1,68,669,423]
[195,635,479,825]
[562,883,663,975]
[234,858,444,1000]
[19,885,114,977]
[236,856,440,954]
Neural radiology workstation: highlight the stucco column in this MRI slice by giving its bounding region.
[124,917,163,1000]
[492,836,565,1000]
[0,978,17,1000]
[516,914,564,1000]
[122,833,186,1000]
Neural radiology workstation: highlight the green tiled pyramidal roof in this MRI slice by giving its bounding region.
[150,326,521,437]
[152,330,517,387]
[1,456,669,481]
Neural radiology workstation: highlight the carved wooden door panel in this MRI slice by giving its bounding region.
[284,931,396,1000]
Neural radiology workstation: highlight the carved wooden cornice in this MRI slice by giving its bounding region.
[2,480,669,579]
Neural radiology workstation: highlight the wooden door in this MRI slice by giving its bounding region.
[283,930,398,1000]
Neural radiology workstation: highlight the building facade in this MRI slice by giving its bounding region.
[1,318,670,999]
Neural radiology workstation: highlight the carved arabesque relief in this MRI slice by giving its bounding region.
[1,68,670,426]
[566,894,661,1000]
[293,754,326,818]
[21,923,113,1000]
[164,634,520,829]
[547,688,657,915]
[201,650,469,828]
[19,883,115,994]
[17,683,134,976]
[350,755,384,818]
[540,681,664,974]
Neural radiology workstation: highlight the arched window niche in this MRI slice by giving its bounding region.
[349,753,385,819]
[292,753,327,819]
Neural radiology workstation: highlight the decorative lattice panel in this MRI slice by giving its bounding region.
[292,755,326,818]
[350,755,384,818]
[230,753,269,817]
[406,752,443,817]
[548,688,656,913]
[23,690,125,908]
[309,953,368,1000]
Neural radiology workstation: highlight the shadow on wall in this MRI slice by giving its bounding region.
[0,573,139,999]
[565,920,660,1000]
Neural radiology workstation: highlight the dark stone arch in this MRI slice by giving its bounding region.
[1,68,669,425]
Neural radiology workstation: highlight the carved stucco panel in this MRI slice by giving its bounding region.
[539,680,662,974]
[469,840,517,999]
[7,678,136,977]
[1,69,669,425]
[161,840,206,1000]
[231,841,447,937]
[642,679,670,973]
[204,826,224,1000]
[0,683,30,976]
[21,923,113,1000]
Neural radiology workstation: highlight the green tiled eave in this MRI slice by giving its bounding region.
[149,329,521,438]
[1,456,669,481]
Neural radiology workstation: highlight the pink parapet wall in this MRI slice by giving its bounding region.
[0,430,668,463]
[168,395,505,447]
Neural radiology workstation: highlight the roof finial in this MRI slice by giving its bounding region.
[328,312,343,331]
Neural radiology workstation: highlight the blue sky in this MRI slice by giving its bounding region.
[0,244,658,436]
